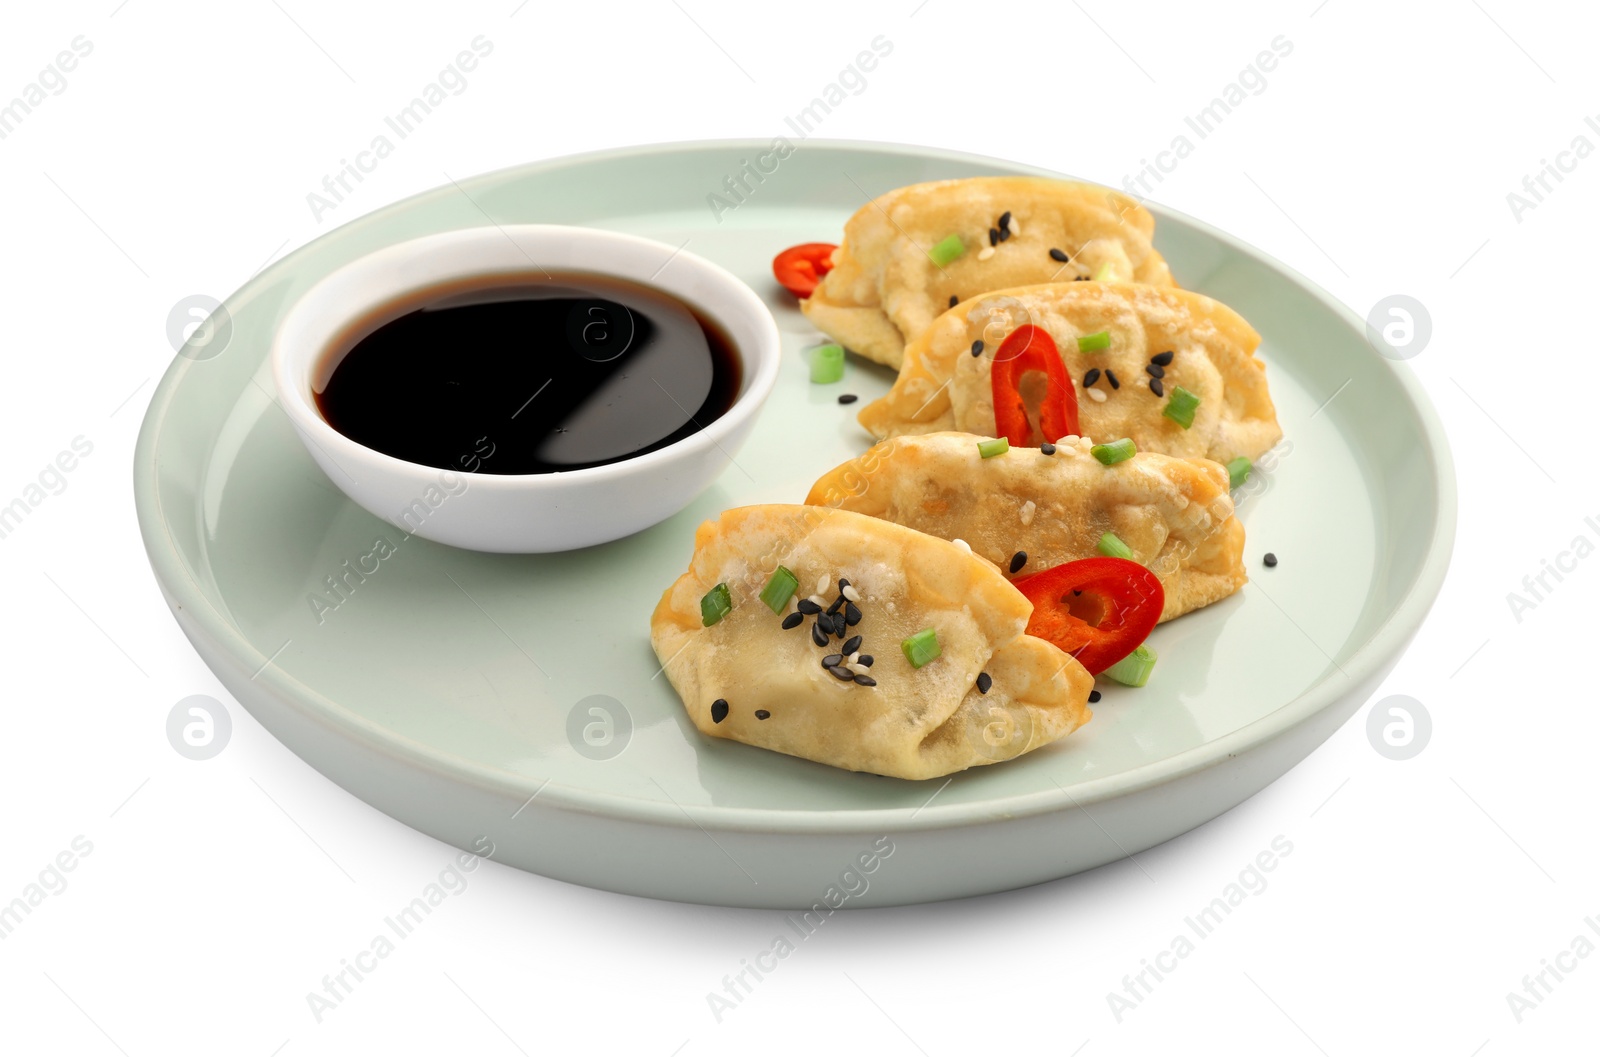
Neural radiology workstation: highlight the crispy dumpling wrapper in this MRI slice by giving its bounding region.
[807,433,1246,622]
[802,177,1173,369]
[859,282,1282,463]
[650,504,1092,780]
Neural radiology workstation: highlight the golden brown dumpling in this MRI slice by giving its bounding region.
[802,177,1173,369]
[858,282,1281,463]
[650,504,1092,779]
[807,433,1246,622]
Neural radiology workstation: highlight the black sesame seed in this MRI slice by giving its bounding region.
[998,225,1011,242]
[828,665,855,681]
[1145,363,1164,379]
[854,675,877,687]
[822,653,843,668]
[1150,378,1164,397]
[1084,368,1101,387]
[711,699,729,723]
[812,622,829,647]
[1264,552,1279,567]
[827,594,845,616]
[1151,351,1174,366]
[781,612,803,630]
[845,601,862,625]
[1040,442,1057,455]
[1106,369,1120,390]
[797,599,821,615]
[842,634,862,654]
[838,393,858,405]
[838,578,850,591]
[1049,247,1070,262]
[999,210,1012,230]
[1009,551,1027,574]
[1074,275,1090,281]
[949,294,959,308]
[989,227,1000,246]
[755,709,771,720]
[971,340,984,357]
[976,672,992,694]
[1088,690,1102,704]
[856,654,874,667]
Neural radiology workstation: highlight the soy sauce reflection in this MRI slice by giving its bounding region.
[315,272,743,476]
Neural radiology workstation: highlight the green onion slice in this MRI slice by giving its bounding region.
[1076,330,1111,353]
[1102,643,1157,687]
[977,437,1010,459]
[1097,532,1133,560]
[810,343,845,384]
[1090,438,1136,465]
[1226,456,1252,490]
[760,565,799,614]
[700,583,732,626]
[927,234,965,267]
[901,627,941,668]
[1163,386,1200,429]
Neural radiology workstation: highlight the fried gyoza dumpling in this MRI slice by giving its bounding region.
[801,177,1174,369]
[650,504,1092,780]
[807,433,1246,621]
[858,282,1281,463]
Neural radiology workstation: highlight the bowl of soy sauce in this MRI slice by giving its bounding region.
[271,225,781,552]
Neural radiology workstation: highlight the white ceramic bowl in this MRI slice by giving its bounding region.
[271,225,780,552]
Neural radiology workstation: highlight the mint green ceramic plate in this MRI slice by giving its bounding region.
[135,141,1454,908]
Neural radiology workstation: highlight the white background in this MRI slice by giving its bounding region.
[1,1,1593,1053]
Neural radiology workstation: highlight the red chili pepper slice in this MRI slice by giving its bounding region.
[1012,557,1163,675]
[990,325,1078,446]
[773,242,839,298]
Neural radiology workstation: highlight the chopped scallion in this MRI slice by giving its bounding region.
[1163,386,1200,429]
[1090,438,1136,465]
[1227,456,1252,490]
[1097,532,1133,560]
[977,437,1010,459]
[1102,643,1157,687]
[927,234,965,267]
[901,627,941,668]
[760,566,799,613]
[1077,330,1111,353]
[810,343,845,384]
[700,583,732,626]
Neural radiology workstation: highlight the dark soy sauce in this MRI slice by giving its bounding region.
[315,272,742,475]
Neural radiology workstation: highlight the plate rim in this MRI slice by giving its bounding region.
[134,137,1457,833]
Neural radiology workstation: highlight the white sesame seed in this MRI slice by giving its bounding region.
[1008,218,1021,237]
[952,538,972,554]
[808,594,826,607]
[977,245,996,261]
[849,663,870,676]
[847,652,860,665]
[1087,388,1108,403]
[842,584,862,603]
[816,575,830,595]
[1020,500,1036,526]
